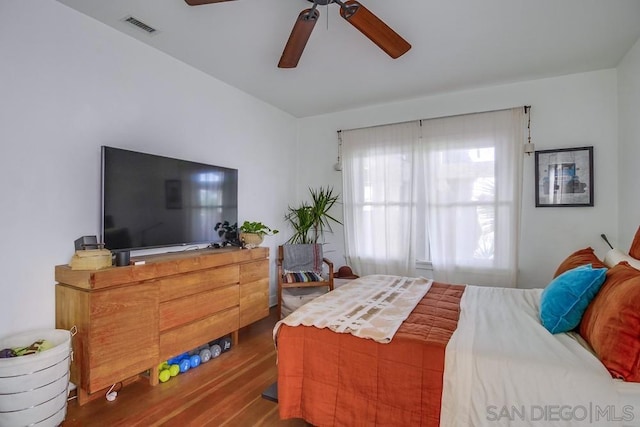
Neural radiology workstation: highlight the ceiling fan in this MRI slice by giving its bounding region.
[184,0,411,69]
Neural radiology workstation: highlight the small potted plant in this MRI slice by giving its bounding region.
[239,221,279,247]
[214,221,238,243]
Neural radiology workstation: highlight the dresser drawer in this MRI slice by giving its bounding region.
[240,259,269,284]
[239,278,269,328]
[159,306,239,360]
[158,265,239,302]
[159,284,239,331]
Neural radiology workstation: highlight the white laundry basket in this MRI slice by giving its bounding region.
[0,329,71,427]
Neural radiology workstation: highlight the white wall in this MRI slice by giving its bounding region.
[297,70,619,289]
[0,1,296,335]
[617,37,640,249]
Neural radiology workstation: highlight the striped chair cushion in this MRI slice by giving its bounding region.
[283,272,324,283]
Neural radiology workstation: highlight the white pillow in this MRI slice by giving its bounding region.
[604,248,640,270]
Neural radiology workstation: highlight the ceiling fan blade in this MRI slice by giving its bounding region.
[339,0,411,59]
[184,0,234,5]
[278,8,320,69]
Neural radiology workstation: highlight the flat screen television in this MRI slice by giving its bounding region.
[101,146,238,251]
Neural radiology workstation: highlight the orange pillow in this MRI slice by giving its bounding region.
[579,262,640,382]
[554,247,606,278]
[629,226,640,259]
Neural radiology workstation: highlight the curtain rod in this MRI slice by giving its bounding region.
[337,105,531,134]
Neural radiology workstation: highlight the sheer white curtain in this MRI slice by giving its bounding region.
[418,108,525,287]
[341,108,525,286]
[341,121,421,276]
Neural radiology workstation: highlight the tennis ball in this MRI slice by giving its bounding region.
[159,369,171,383]
[169,364,180,377]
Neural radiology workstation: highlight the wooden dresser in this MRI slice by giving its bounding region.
[54,247,269,405]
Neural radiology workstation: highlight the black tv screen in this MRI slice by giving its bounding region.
[101,146,238,251]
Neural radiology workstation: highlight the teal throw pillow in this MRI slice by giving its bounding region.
[540,264,607,334]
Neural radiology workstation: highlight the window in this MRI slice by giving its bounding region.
[341,108,525,287]
[415,146,496,265]
[342,122,420,275]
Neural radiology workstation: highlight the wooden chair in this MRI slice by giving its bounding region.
[277,244,334,319]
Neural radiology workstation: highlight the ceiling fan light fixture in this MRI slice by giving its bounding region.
[278,8,320,68]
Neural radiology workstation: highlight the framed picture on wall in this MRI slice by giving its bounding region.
[535,146,594,207]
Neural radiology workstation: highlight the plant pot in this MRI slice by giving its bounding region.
[241,233,263,247]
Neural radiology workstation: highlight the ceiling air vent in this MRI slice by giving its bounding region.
[122,16,158,35]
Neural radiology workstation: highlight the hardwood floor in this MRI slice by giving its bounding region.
[62,308,308,426]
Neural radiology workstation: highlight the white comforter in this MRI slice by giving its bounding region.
[441,285,638,427]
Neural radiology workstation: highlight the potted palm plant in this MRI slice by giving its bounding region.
[285,186,342,243]
[239,221,278,247]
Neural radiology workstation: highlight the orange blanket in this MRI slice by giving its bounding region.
[276,282,465,426]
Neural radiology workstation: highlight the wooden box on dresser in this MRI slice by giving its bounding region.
[54,247,269,405]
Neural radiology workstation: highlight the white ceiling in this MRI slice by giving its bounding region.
[56,0,640,118]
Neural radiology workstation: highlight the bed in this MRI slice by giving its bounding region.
[273,232,640,427]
